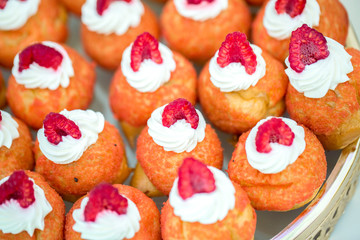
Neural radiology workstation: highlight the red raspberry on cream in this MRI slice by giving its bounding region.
[263,0,320,40]
[169,157,235,224]
[178,157,216,200]
[209,32,266,92]
[18,43,63,72]
[43,112,81,145]
[0,171,35,208]
[0,171,52,236]
[217,32,257,74]
[288,24,329,73]
[130,32,163,72]
[84,183,128,222]
[121,32,175,93]
[245,117,306,174]
[37,109,105,165]
[275,0,306,18]
[147,99,206,153]
[285,25,353,98]
[255,117,295,153]
[162,98,199,129]
[12,41,74,91]
[72,183,141,239]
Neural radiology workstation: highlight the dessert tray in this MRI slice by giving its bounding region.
[1,1,359,239]
[74,14,360,240]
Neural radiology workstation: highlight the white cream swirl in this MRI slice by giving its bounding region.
[245,117,306,174]
[0,111,19,149]
[12,41,74,91]
[72,196,141,240]
[209,44,266,92]
[0,0,40,30]
[81,0,144,35]
[174,0,227,21]
[169,166,235,224]
[263,0,320,40]
[285,37,353,98]
[147,105,206,153]
[0,176,52,236]
[37,109,105,165]
[121,43,176,92]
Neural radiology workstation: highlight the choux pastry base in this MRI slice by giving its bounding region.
[120,121,144,148]
[130,163,164,198]
[62,154,132,203]
[317,110,360,150]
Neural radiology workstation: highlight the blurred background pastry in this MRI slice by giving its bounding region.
[7,41,96,129]
[0,110,33,176]
[0,170,65,240]
[81,0,159,69]
[0,0,68,68]
[252,0,348,62]
[161,0,251,63]
[60,0,86,16]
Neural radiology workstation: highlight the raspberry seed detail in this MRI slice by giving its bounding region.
[217,32,257,75]
[18,43,63,72]
[43,112,82,145]
[289,24,329,73]
[162,98,199,129]
[0,171,35,208]
[255,118,295,153]
[178,157,216,200]
[84,183,128,222]
[130,32,163,72]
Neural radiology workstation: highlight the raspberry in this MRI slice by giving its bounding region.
[0,111,2,122]
[217,32,257,75]
[178,157,216,200]
[43,112,82,145]
[275,0,306,18]
[0,171,35,208]
[18,43,63,72]
[96,0,131,15]
[187,0,214,5]
[162,98,199,129]
[130,32,163,72]
[289,24,329,73]
[84,183,128,222]
[255,118,295,153]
